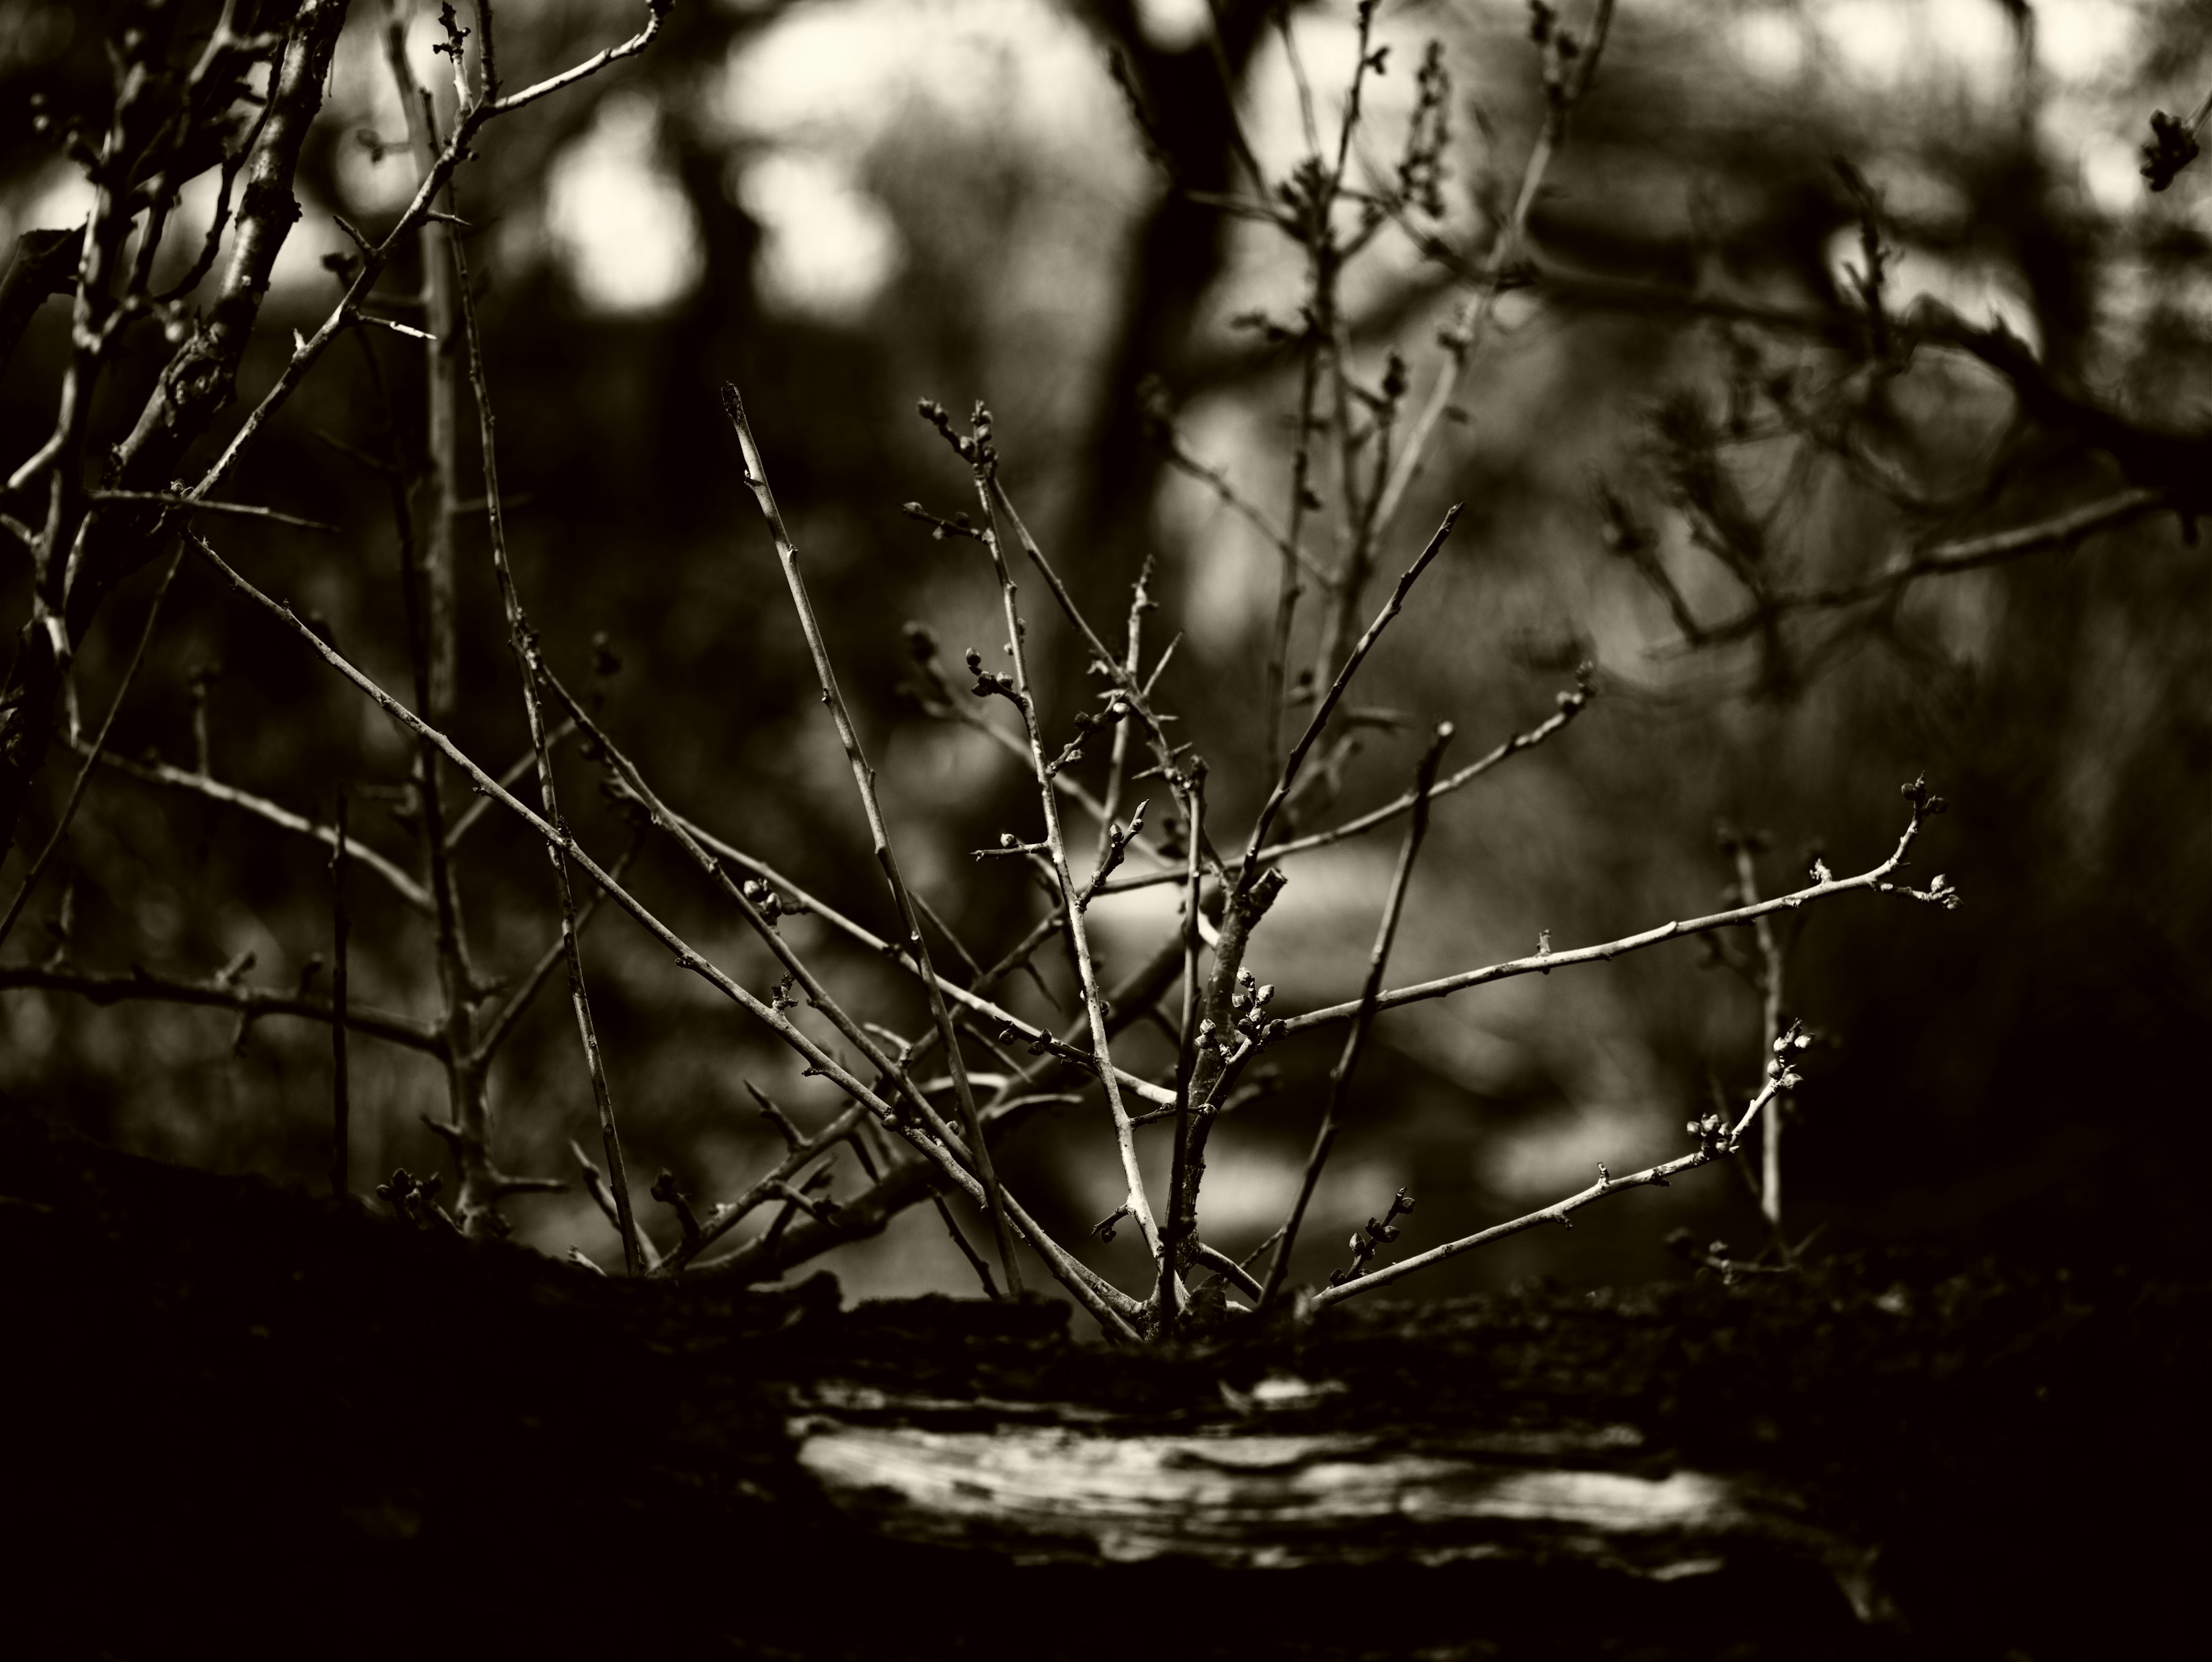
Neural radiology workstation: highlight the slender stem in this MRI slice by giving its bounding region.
[64,744,434,913]
[329,795,350,1198]
[452,225,643,1277]
[1097,561,1149,867]
[1239,506,1461,889]
[1313,1063,1789,1309]
[1368,0,1616,552]
[0,961,441,1053]
[469,828,644,1066]
[1267,325,1325,781]
[1283,794,1954,1032]
[1260,722,1452,1306]
[0,547,182,950]
[381,0,461,726]
[968,447,1163,1271]
[722,384,1023,1296]
[1732,841,1787,1235]
[1089,677,1594,899]
[1156,762,1207,1328]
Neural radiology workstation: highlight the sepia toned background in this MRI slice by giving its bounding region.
[1,0,2206,1307]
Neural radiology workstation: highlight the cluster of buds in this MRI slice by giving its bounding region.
[1395,40,1452,220]
[649,1168,700,1246]
[995,1019,1056,1057]
[1329,1188,1416,1287]
[1078,801,1146,908]
[964,647,1018,704]
[2142,108,2202,192]
[376,1168,457,1233]
[1768,1019,1812,1091]
[1685,1111,1730,1158]
[917,398,995,468]
[1228,966,1278,1042]
[740,877,797,925]
[1529,0,1591,113]
[1051,694,1131,775]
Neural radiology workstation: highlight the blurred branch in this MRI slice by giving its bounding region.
[0,549,183,951]
[67,742,435,914]
[0,961,442,1056]
[452,215,643,1277]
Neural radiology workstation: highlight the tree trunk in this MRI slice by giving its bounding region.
[4,1111,2199,1658]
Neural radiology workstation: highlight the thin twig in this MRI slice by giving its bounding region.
[0,548,183,949]
[1239,506,1463,887]
[1260,722,1452,1305]
[469,827,645,1066]
[1157,761,1207,1330]
[961,412,1164,1270]
[1283,783,1956,1033]
[1729,836,1788,1236]
[86,490,336,534]
[0,960,441,1054]
[1313,1055,1793,1309]
[65,743,434,913]
[1369,0,1618,550]
[723,383,1024,1295]
[452,225,643,1278]
[329,795,350,1197]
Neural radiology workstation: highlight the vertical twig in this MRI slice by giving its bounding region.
[1260,722,1452,1305]
[452,219,644,1277]
[1731,838,1789,1238]
[1096,561,1150,866]
[722,384,1025,1297]
[1368,0,1616,552]
[959,414,1168,1271]
[329,794,350,1198]
[373,0,498,1230]
[381,0,461,725]
[1239,507,1461,891]
[1156,761,1207,1330]
[0,547,183,950]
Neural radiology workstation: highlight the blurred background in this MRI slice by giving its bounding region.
[1,0,2206,1309]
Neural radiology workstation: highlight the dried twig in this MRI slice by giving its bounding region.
[452,214,643,1277]
[1260,722,1452,1305]
[724,383,1024,1295]
[1283,781,1956,1033]
[1313,1026,1805,1309]
[0,548,183,950]
[329,795,350,1198]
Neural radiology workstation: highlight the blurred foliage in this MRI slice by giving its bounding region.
[1,0,2207,1302]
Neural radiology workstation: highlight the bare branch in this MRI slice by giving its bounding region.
[0,961,442,1056]
[1261,722,1452,1305]
[1283,783,1956,1034]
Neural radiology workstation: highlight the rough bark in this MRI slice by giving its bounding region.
[5,1112,2201,1658]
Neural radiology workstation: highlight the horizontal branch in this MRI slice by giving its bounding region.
[70,742,433,913]
[1312,1063,1793,1308]
[1281,786,1954,1033]
[0,962,442,1055]
[1689,489,2169,645]
[1094,676,1593,898]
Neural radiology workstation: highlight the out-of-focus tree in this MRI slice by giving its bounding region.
[0,0,2204,1317]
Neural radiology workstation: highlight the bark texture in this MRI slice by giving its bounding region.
[4,1111,2201,1659]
